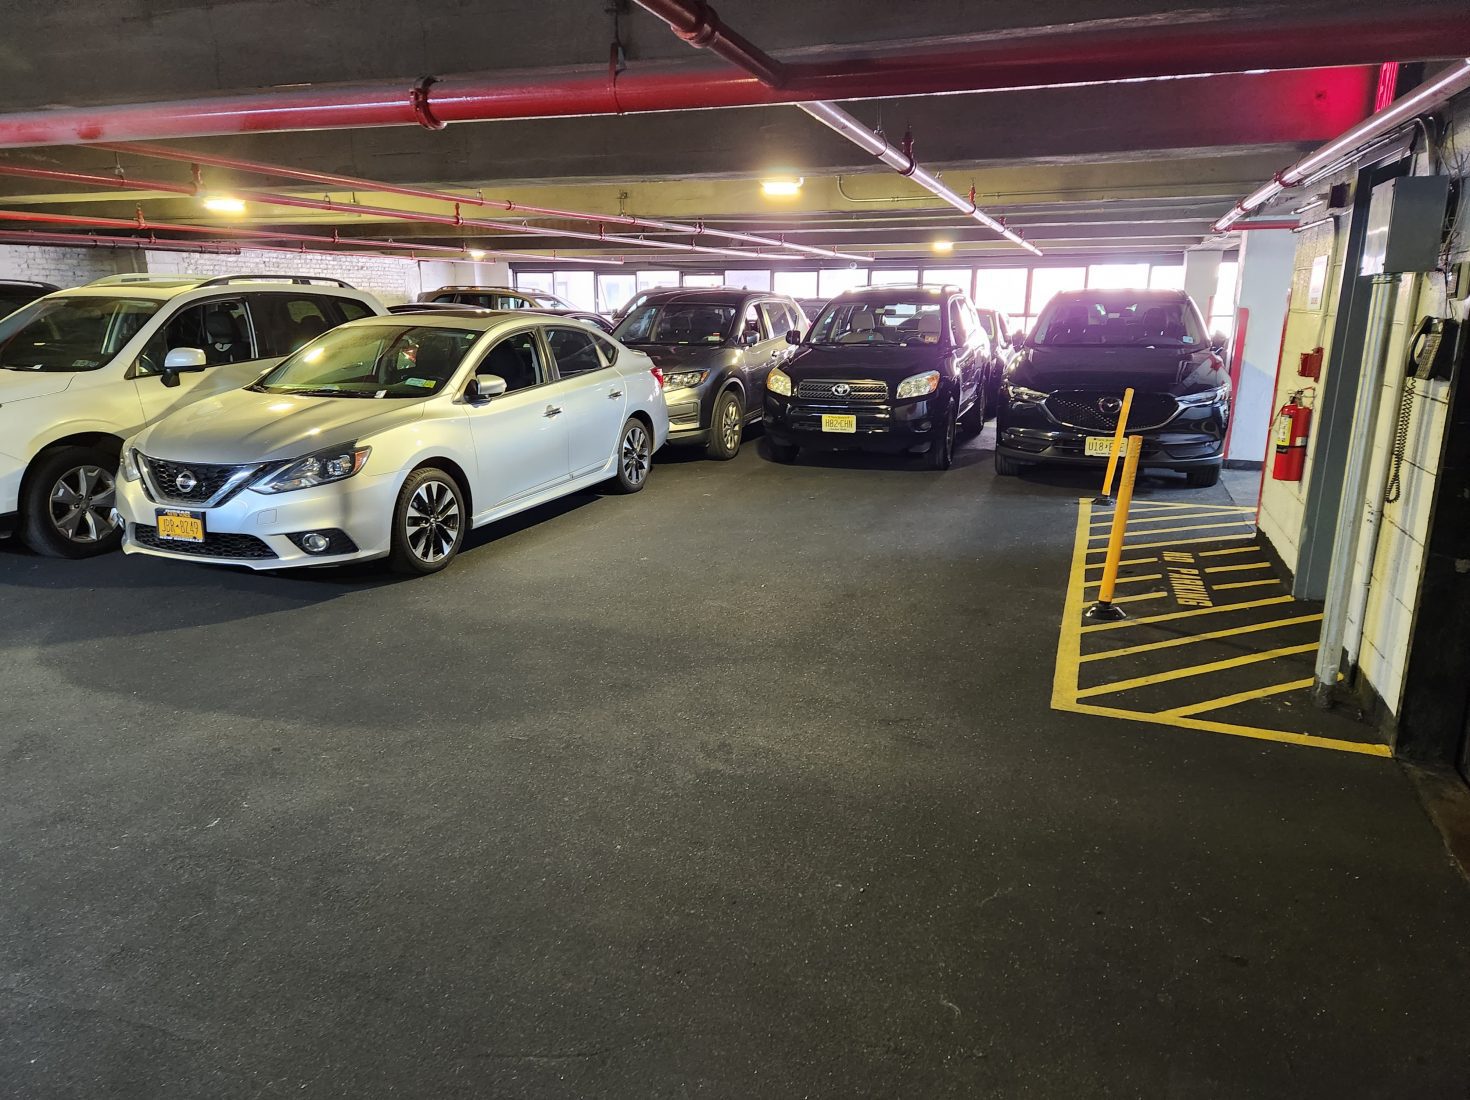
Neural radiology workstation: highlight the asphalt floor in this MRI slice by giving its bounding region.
[2,426,1468,1098]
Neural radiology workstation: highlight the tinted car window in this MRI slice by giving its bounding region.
[337,299,373,322]
[592,334,620,365]
[253,324,478,398]
[759,301,793,335]
[1032,294,1205,348]
[546,326,604,377]
[250,294,338,356]
[615,303,738,346]
[0,296,162,373]
[478,331,549,392]
[139,297,255,369]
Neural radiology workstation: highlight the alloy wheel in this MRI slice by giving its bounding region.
[404,479,462,563]
[621,423,651,487]
[720,398,742,452]
[49,465,117,544]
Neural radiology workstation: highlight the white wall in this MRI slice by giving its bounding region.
[1227,229,1295,463]
[144,247,423,305]
[0,243,144,287]
[415,259,512,298]
[1182,249,1222,319]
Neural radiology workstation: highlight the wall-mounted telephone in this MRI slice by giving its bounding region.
[1406,316,1462,381]
[1386,316,1464,503]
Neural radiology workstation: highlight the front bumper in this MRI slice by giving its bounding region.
[117,468,399,570]
[996,425,1223,470]
[663,383,713,445]
[0,449,23,531]
[763,392,943,454]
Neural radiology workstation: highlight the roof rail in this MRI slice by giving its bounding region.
[86,274,197,286]
[195,274,356,289]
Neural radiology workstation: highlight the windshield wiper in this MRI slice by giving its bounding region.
[275,387,378,398]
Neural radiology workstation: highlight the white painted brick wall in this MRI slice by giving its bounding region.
[143,247,423,305]
[0,243,143,288]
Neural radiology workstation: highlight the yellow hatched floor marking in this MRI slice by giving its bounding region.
[1160,678,1316,718]
[1205,561,1272,574]
[1085,555,1158,571]
[1089,508,1266,529]
[1088,520,1256,541]
[1214,578,1281,591]
[1083,572,1164,588]
[1054,498,1385,756]
[1085,533,1258,555]
[1080,613,1324,662]
[1198,545,1260,558]
[1081,594,1294,633]
[1111,590,1169,604]
[1075,642,1318,699]
[1126,501,1256,513]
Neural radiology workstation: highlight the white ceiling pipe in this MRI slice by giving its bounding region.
[796,100,1043,256]
[1214,58,1470,232]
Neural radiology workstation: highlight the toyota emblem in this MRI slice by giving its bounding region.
[831,383,852,397]
[175,470,198,494]
[1098,396,1123,415]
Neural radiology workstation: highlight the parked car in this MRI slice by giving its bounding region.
[0,279,60,319]
[612,287,805,459]
[390,301,614,333]
[115,312,668,575]
[763,285,993,470]
[420,285,577,311]
[974,306,1021,414]
[994,288,1229,487]
[794,298,827,324]
[0,274,385,558]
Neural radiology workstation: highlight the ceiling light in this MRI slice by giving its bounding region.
[466,248,487,260]
[201,196,246,214]
[932,239,955,253]
[761,176,803,197]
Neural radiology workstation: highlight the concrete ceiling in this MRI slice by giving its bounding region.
[0,0,1462,264]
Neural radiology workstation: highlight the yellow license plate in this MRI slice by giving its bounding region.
[1085,436,1117,457]
[156,510,205,542]
[821,413,857,434]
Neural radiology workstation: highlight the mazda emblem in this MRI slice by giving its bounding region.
[175,470,198,494]
[1098,396,1123,415]
[831,383,852,397]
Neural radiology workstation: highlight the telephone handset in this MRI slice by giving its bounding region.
[1406,316,1462,381]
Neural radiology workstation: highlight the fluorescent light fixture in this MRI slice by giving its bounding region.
[466,248,487,260]
[932,239,955,253]
[201,196,246,214]
[761,176,803,197]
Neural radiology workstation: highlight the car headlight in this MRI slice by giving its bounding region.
[1177,385,1231,407]
[664,369,709,389]
[121,446,142,482]
[253,444,371,494]
[767,366,793,397]
[1005,384,1049,404]
[896,370,941,400]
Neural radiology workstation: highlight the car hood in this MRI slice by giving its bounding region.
[622,343,736,369]
[137,387,426,464]
[1008,344,1227,395]
[0,370,73,404]
[784,344,951,378]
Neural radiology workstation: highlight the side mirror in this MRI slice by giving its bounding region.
[785,329,802,346]
[468,374,508,402]
[164,347,208,371]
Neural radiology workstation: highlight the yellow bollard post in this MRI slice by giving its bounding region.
[1093,387,1135,506]
[1087,435,1142,622]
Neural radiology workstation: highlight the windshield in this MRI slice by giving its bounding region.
[0,296,162,373]
[250,324,480,398]
[614,303,737,346]
[1031,295,1206,348]
[808,300,947,347]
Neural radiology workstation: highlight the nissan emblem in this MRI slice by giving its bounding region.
[175,470,198,494]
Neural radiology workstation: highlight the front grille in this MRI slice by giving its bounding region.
[795,378,888,403]
[133,524,277,560]
[1043,390,1179,432]
[140,454,258,506]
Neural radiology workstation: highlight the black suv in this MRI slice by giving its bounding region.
[762,286,993,470]
[420,285,576,311]
[613,287,805,459]
[994,289,1229,487]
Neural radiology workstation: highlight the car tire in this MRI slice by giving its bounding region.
[1185,465,1222,489]
[959,386,987,437]
[769,440,800,464]
[705,389,744,460]
[21,444,123,559]
[928,400,957,470]
[994,452,1026,477]
[388,467,466,575]
[985,365,1003,420]
[610,417,654,494]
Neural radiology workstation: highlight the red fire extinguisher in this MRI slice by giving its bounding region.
[1272,392,1312,481]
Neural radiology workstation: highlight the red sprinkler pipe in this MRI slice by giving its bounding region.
[0,230,241,255]
[0,9,1465,147]
[99,142,870,262]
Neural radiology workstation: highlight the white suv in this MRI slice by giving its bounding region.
[0,274,385,557]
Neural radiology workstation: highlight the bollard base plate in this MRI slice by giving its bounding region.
[1085,601,1128,622]
[1092,495,1115,506]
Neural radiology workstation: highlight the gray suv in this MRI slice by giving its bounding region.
[612,287,806,459]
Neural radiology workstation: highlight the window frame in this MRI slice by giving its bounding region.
[135,293,259,375]
[468,324,556,394]
[543,324,609,380]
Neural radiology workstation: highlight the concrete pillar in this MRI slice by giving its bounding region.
[1183,250,1221,320]
[1227,229,1295,463]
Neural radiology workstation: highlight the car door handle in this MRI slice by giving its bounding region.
[544,405,563,418]
[608,389,622,399]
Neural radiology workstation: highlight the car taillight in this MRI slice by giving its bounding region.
[649,366,665,389]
